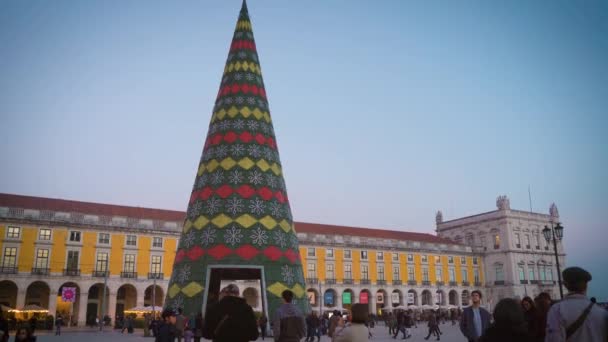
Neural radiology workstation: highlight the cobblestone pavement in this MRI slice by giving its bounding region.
[7,322,468,341]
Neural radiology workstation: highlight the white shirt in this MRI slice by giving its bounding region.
[545,293,608,342]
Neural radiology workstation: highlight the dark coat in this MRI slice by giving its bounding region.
[460,306,492,341]
[154,321,176,342]
[479,323,534,342]
[202,296,259,342]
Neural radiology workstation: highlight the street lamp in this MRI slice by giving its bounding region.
[542,222,564,299]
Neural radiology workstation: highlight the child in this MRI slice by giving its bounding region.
[183,327,194,342]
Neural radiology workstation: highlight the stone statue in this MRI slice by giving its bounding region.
[496,195,510,210]
[549,203,559,219]
[436,211,443,224]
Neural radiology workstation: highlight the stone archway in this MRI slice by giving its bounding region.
[307,288,319,309]
[323,289,337,309]
[448,290,459,306]
[86,283,110,326]
[359,289,371,313]
[57,282,81,325]
[116,284,137,319]
[407,289,418,306]
[243,287,259,309]
[421,289,432,305]
[144,285,164,308]
[374,289,388,315]
[391,289,403,308]
[342,289,354,310]
[461,290,470,306]
[25,281,50,308]
[0,280,18,308]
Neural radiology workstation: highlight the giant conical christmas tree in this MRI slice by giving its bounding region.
[165,0,309,316]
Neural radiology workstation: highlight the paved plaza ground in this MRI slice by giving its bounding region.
[6,322,468,342]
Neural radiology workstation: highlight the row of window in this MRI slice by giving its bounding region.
[1,247,163,274]
[306,262,481,283]
[5,226,164,248]
[513,232,544,250]
[306,248,478,265]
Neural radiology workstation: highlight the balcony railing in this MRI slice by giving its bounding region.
[360,279,371,285]
[343,279,353,285]
[520,280,529,284]
[461,281,470,286]
[148,272,164,280]
[516,244,521,248]
[0,266,18,274]
[93,270,108,278]
[121,271,138,279]
[530,280,539,284]
[436,281,444,286]
[422,280,431,286]
[474,281,482,287]
[306,278,318,284]
[449,281,458,286]
[377,280,386,285]
[392,280,402,285]
[325,278,336,285]
[31,267,50,276]
[408,280,417,286]
[539,280,556,286]
[63,268,81,276]
[494,280,505,285]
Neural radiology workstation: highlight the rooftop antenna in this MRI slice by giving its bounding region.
[528,185,533,213]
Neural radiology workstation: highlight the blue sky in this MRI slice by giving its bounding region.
[1,0,607,300]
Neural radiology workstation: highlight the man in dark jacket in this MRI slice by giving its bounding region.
[155,309,177,342]
[202,284,259,342]
[272,290,306,342]
[459,290,491,342]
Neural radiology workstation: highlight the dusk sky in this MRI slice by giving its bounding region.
[1,1,606,300]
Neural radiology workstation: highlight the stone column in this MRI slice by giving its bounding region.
[78,293,89,326]
[16,290,26,308]
[107,292,117,324]
[48,289,58,316]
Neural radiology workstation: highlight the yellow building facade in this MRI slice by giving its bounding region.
[0,194,485,322]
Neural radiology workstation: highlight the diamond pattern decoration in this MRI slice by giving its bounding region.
[165,0,307,317]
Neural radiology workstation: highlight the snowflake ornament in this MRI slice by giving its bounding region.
[205,197,222,215]
[200,229,217,247]
[269,202,283,218]
[247,120,259,131]
[177,264,192,284]
[229,170,244,184]
[180,231,196,249]
[250,226,268,247]
[249,198,265,215]
[281,265,295,285]
[224,225,244,247]
[172,295,184,312]
[233,120,245,130]
[226,197,244,216]
[210,171,224,185]
[248,145,261,158]
[273,230,287,248]
[231,144,245,156]
[249,170,263,185]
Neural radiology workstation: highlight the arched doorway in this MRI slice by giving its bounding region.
[342,289,354,310]
[86,283,110,326]
[436,290,446,306]
[375,289,388,315]
[25,281,50,308]
[448,290,459,306]
[57,282,80,326]
[116,284,137,319]
[323,289,337,309]
[0,280,18,308]
[306,288,319,311]
[461,290,470,306]
[243,287,260,310]
[421,290,432,305]
[359,289,371,313]
[407,289,418,306]
[391,289,403,308]
[144,285,164,308]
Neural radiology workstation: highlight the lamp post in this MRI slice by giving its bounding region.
[542,222,564,299]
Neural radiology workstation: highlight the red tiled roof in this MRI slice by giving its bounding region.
[293,222,456,245]
[0,193,455,244]
[0,193,185,221]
